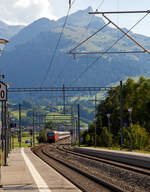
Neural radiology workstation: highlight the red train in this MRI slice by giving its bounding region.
[47,131,59,143]
[47,131,70,143]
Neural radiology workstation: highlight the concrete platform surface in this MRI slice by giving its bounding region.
[1,147,81,192]
[75,147,150,169]
[80,147,150,158]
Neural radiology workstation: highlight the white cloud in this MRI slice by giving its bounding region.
[14,0,31,8]
[0,0,57,25]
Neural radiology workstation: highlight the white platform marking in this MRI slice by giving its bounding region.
[21,148,51,192]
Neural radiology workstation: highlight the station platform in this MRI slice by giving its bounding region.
[82,147,150,158]
[1,147,81,192]
[74,147,150,169]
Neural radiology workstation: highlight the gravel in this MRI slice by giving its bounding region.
[46,145,150,192]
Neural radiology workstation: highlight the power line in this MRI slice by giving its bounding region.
[97,0,105,9]
[69,0,106,54]
[69,22,110,53]
[71,12,149,84]
[40,0,77,87]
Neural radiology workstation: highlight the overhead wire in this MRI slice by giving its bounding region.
[70,12,149,84]
[52,0,105,87]
[40,0,77,87]
[54,0,96,87]
[97,0,105,10]
[69,22,110,53]
[67,0,106,86]
[70,0,105,53]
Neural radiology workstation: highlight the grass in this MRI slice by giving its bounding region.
[11,110,27,120]
[12,133,39,148]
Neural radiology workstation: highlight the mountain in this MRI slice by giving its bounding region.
[56,7,105,28]
[1,7,150,92]
[6,17,55,51]
[0,20,24,39]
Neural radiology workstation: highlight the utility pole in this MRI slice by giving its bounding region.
[19,104,21,147]
[120,81,124,148]
[77,104,80,147]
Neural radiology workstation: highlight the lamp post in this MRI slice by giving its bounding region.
[128,108,133,151]
[107,113,111,148]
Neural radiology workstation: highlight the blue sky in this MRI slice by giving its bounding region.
[0,0,150,36]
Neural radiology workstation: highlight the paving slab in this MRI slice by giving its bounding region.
[1,147,81,192]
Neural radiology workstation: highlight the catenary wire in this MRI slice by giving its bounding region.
[70,0,105,53]
[40,0,77,87]
[71,12,149,84]
[58,0,106,86]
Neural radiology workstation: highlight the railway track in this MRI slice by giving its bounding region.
[32,138,150,192]
[62,147,150,176]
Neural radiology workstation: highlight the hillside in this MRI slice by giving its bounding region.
[1,7,150,89]
[0,20,24,39]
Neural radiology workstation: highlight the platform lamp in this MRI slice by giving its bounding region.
[107,113,111,148]
[0,38,9,188]
[128,108,133,151]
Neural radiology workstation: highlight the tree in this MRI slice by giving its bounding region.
[37,129,47,143]
[123,124,149,150]
[44,121,56,130]
[82,76,150,149]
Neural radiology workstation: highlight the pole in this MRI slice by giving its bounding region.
[77,104,80,147]
[1,101,4,165]
[12,131,14,149]
[32,108,35,146]
[63,84,66,114]
[129,111,133,151]
[94,95,97,147]
[0,101,4,187]
[75,120,77,142]
[6,110,9,157]
[107,114,111,148]
[71,106,73,145]
[9,115,11,152]
[120,81,124,148]
[19,104,21,147]
[108,116,110,148]
[4,101,7,166]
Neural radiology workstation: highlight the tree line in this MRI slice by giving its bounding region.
[82,76,150,151]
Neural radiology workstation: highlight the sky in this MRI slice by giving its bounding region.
[0,0,150,36]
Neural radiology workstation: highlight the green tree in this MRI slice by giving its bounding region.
[37,129,47,143]
[99,127,112,147]
[44,121,56,130]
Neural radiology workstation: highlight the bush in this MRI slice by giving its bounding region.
[36,129,47,143]
[99,126,112,147]
[123,124,149,150]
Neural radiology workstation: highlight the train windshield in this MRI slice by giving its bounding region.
[47,133,55,136]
